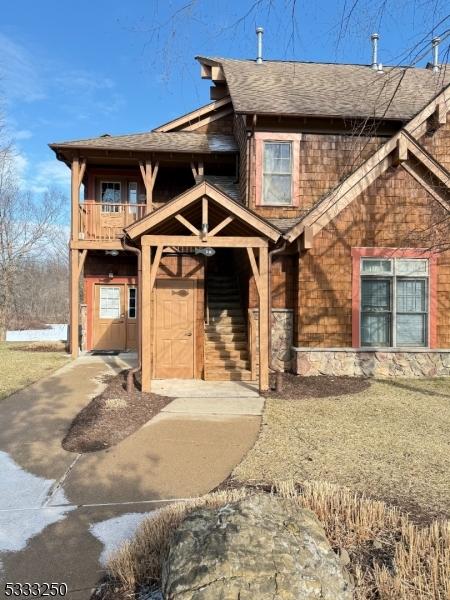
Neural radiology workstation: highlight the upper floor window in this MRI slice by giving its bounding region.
[262,142,292,205]
[360,258,428,347]
[101,182,121,212]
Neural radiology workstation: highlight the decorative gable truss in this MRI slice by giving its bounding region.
[285,85,450,245]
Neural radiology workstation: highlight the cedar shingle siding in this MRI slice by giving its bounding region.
[298,164,450,347]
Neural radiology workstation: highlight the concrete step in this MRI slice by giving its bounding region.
[206,333,246,343]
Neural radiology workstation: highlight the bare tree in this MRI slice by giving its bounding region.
[0,127,67,339]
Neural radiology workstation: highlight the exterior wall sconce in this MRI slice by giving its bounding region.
[105,249,119,257]
[108,272,114,279]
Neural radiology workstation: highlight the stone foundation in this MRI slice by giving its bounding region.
[293,348,450,377]
[250,309,294,371]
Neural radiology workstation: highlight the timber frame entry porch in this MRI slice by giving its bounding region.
[125,181,280,393]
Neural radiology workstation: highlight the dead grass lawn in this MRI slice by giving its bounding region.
[0,342,69,401]
[233,378,450,521]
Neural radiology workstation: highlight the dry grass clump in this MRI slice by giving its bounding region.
[99,480,449,600]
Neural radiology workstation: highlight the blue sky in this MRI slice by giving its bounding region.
[1,0,448,200]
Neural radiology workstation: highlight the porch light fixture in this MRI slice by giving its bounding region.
[105,249,119,257]
[195,247,216,257]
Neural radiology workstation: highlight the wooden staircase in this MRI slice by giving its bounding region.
[204,274,253,381]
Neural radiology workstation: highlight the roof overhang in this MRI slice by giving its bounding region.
[125,180,281,243]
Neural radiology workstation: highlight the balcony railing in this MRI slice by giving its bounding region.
[79,202,146,241]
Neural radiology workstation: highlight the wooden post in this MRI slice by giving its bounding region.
[141,242,152,392]
[71,158,80,240]
[258,246,269,392]
[69,248,80,358]
[139,160,159,214]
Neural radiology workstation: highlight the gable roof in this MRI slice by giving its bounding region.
[125,180,280,242]
[50,131,238,154]
[197,56,450,121]
[284,83,450,243]
[153,97,233,132]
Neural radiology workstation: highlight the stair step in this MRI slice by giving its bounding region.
[207,349,249,360]
[208,302,241,308]
[206,333,246,342]
[204,369,254,381]
[209,309,243,317]
[205,324,246,334]
[206,340,247,350]
[206,358,250,368]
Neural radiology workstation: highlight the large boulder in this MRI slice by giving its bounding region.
[161,494,353,600]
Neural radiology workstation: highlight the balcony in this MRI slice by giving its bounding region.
[79,202,146,241]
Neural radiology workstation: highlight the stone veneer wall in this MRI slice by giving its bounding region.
[293,348,450,377]
[250,308,294,371]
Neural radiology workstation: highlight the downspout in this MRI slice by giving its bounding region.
[122,237,142,395]
[268,239,287,391]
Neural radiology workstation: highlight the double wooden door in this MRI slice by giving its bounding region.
[154,280,195,379]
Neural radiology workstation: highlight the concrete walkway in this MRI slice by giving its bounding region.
[0,355,263,598]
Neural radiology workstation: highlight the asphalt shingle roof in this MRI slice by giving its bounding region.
[199,57,450,121]
[50,132,238,153]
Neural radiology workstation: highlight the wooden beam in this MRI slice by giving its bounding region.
[153,97,231,132]
[393,135,408,165]
[436,102,448,127]
[303,226,315,250]
[144,159,152,213]
[76,249,88,280]
[141,244,152,392]
[149,246,163,291]
[78,159,86,188]
[184,107,234,131]
[202,196,208,240]
[258,246,269,392]
[209,215,234,237]
[246,247,261,295]
[175,214,200,236]
[70,240,123,250]
[211,65,225,82]
[142,235,269,248]
[71,157,80,240]
[69,248,80,358]
[151,161,159,188]
[190,162,198,179]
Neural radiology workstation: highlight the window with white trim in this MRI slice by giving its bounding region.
[360,258,428,347]
[99,286,121,319]
[128,287,137,319]
[101,181,121,212]
[262,142,292,205]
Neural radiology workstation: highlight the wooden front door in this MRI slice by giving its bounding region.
[93,284,126,350]
[154,280,195,379]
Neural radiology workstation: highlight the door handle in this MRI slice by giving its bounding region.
[186,332,192,336]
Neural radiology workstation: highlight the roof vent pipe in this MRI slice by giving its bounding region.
[432,36,441,72]
[256,27,264,64]
[371,33,379,70]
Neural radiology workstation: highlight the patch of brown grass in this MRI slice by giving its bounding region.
[233,378,450,522]
[98,481,449,600]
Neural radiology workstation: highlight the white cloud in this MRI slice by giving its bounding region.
[0,33,46,102]
[30,159,71,193]
[13,129,33,140]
